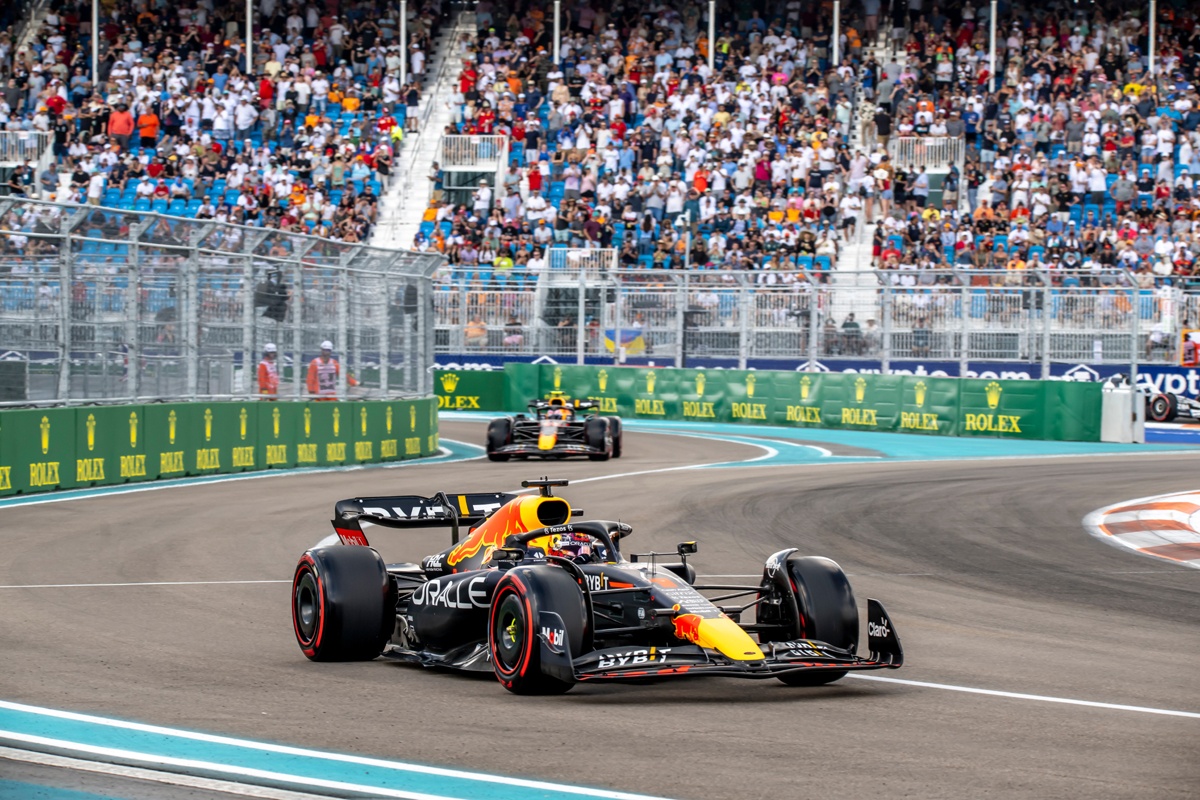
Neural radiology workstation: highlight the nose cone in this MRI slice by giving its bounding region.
[674,614,765,661]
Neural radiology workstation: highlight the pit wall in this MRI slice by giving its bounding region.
[433,366,1100,442]
[0,398,440,497]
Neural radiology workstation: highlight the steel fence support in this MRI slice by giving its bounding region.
[56,236,72,401]
[880,284,891,374]
[675,275,686,368]
[457,282,468,352]
[612,275,623,365]
[292,259,304,400]
[337,269,350,399]
[124,250,140,399]
[420,279,434,396]
[184,255,199,397]
[380,277,392,397]
[808,287,820,365]
[576,268,586,365]
[241,255,256,396]
[959,283,970,377]
[738,286,751,370]
[1130,285,1140,388]
[1040,284,1051,379]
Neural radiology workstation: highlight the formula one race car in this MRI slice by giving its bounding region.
[485,392,622,462]
[1146,391,1200,422]
[290,478,904,694]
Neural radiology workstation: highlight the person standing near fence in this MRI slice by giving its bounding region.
[307,341,357,400]
[258,343,280,398]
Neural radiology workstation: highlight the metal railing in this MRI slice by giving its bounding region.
[438,135,510,169]
[0,198,444,405]
[433,262,1187,373]
[887,136,965,171]
[0,132,50,168]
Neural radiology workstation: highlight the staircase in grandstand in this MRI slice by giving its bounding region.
[374,12,474,249]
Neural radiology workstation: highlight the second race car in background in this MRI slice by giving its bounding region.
[486,392,623,461]
[1146,391,1200,422]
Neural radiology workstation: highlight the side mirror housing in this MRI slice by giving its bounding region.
[677,541,698,557]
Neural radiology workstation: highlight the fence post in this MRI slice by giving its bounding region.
[1129,285,1139,387]
[880,283,891,374]
[184,254,199,398]
[351,273,363,396]
[809,285,820,364]
[292,260,304,400]
[576,268,586,365]
[675,274,686,368]
[738,283,750,369]
[380,277,391,397]
[337,267,350,399]
[612,272,623,365]
[125,246,140,399]
[241,255,255,397]
[457,282,468,352]
[56,234,72,401]
[1040,283,1051,379]
[959,283,969,377]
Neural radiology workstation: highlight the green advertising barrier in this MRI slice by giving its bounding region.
[145,404,191,479]
[73,405,152,487]
[958,379,1043,438]
[258,403,299,469]
[503,364,1101,442]
[0,399,440,497]
[434,370,506,411]
[0,408,77,495]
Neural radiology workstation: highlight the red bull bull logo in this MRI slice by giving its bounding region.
[673,614,704,644]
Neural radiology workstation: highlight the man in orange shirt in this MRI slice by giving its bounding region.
[107,104,135,151]
[306,340,357,400]
[257,343,280,398]
[137,108,160,149]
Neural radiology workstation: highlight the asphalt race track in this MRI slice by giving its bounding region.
[1,420,1198,799]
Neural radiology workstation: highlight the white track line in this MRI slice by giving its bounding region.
[0,580,289,589]
[0,745,336,800]
[0,732,461,800]
[0,701,671,800]
[848,674,1200,719]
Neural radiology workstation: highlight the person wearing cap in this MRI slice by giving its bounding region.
[306,340,357,400]
[258,343,280,398]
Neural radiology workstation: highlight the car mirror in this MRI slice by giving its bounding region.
[490,547,524,566]
[677,541,698,556]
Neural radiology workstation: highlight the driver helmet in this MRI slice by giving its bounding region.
[548,531,592,562]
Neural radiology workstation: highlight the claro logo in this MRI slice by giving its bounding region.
[868,619,890,639]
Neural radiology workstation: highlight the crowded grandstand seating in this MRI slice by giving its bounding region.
[401,0,1200,309]
[4,0,1200,359]
[0,0,439,241]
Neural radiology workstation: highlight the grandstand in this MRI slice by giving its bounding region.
[3,0,1200,379]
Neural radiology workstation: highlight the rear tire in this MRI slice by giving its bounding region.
[486,418,512,461]
[489,567,587,694]
[1148,393,1178,422]
[585,418,610,461]
[292,546,394,661]
[761,555,858,686]
[607,418,623,458]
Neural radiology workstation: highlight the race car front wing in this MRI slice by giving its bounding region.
[542,599,904,683]
[491,443,605,456]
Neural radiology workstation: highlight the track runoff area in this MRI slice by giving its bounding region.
[0,419,1198,799]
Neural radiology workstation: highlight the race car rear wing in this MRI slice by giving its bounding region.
[333,492,517,545]
[528,399,599,410]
